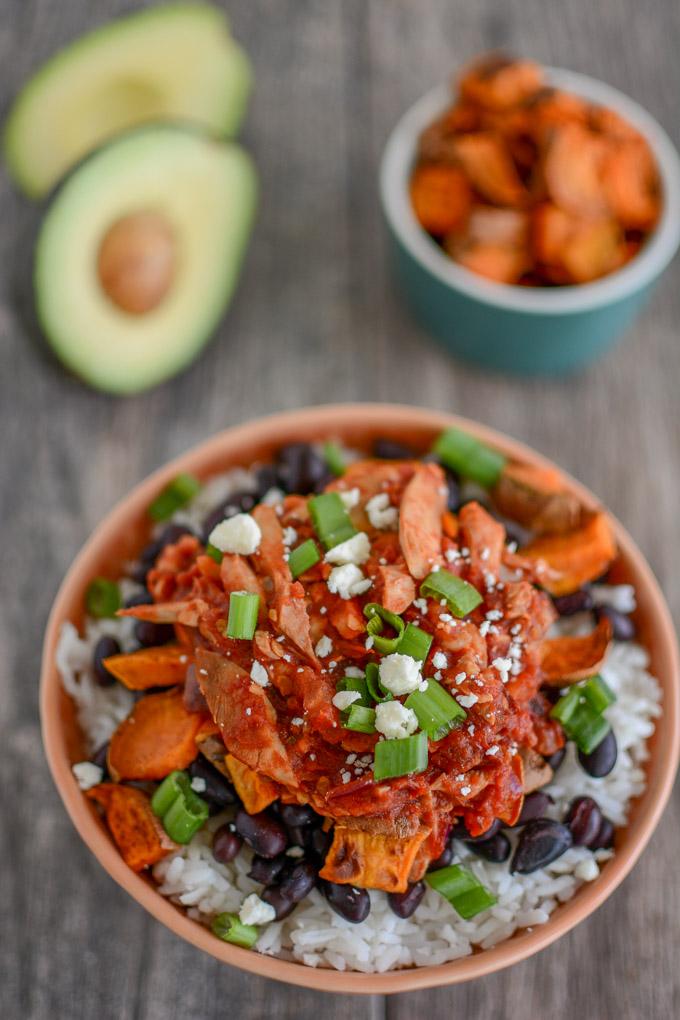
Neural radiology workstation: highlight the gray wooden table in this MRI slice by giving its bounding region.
[2,1,679,1017]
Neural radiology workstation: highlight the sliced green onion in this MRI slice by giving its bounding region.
[373,731,428,781]
[323,441,347,477]
[226,591,260,640]
[149,473,201,521]
[288,538,321,579]
[420,569,482,619]
[151,769,209,844]
[550,675,616,754]
[308,492,357,550]
[426,864,497,919]
[212,912,259,949]
[396,622,433,662]
[365,662,393,703]
[85,577,121,618]
[337,675,370,706]
[432,428,506,488]
[343,704,377,734]
[405,679,466,740]
[364,603,405,654]
[205,543,224,564]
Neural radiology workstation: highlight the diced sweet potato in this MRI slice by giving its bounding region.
[459,54,544,111]
[86,783,176,872]
[225,753,280,813]
[410,163,472,235]
[447,238,531,284]
[543,123,609,217]
[107,688,204,781]
[601,138,661,230]
[102,645,191,690]
[493,462,582,534]
[319,825,430,893]
[540,616,613,684]
[466,206,530,248]
[521,511,617,596]
[532,203,625,284]
[454,133,527,207]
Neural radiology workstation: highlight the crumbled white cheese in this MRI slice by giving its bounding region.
[332,690,362,711]
[365,492,398,530]
[339,487,360,510]
[479,621,491,637]
[325,531,371,566]
[239,893,276,926]
[413,597,428,614]
[492,657,513,684]
[291,716,304,726]
[286,846,305,858]
[374,700,419,739]
[344,666,364,679]
[250,660,270,687]
[190,776,207,792]
[454,672,467,684]
[72,761,103,791]
[457,693,478,708]
[460,785,472,797]
[432,651,448,670]
[486,745,500,757]
[378,653,422,695]
[315,635,333,658]
[327,563,372,599]
[209,513,262,555]
[282,526,298,547]
[590,584,636,614]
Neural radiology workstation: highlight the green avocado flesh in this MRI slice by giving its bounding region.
[34,126,257,394]
[4,3,251,198]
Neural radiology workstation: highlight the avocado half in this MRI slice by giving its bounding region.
[35,126,257,394]
[4,3,251,198]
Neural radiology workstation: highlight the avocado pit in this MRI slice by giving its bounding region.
[97,210,176,315]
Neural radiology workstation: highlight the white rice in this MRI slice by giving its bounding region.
[57,469,663,972]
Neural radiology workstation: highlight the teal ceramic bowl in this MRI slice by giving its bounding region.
[380,69,680,375]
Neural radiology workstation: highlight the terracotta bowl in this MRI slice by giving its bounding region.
[40,403,680,994]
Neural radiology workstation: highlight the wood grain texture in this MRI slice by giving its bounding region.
[1,1,679,1017]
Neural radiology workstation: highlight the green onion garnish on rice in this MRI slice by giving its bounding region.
[405,679,466,740]
[226,591,260,640]
[288,538,321,579]
[550,675,616,754]
[308,492,357,550]
[426,864,497,919]
[151,770,209,844]
[373,731,428,781]
[148,473,201,522]
[211,912,259,948]
[85,577,121,618]
[432,428,506,488]
[420,569,482,618]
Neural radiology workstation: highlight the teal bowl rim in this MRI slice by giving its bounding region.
[379,68,680,315]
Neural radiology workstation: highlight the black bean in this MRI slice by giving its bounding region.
[307,826,333,864]
[260,885,297,921]
[454,818,502,843]
[467,832,511,863]
[595,605,636,641]
[544,747,566,773]
[590,816,615,850]
[440,466,461,512]
[285,825,308,849]
[158,523,195,546]
[92,742,109,776]
[279,860,318,903]
[234,808,288,858]
[201,492,258,543]
[323,881,371,923]
[123,588,154,608]
[373,438,416,460]
[248,854,287,885]
[388,881,426,918]
[428,841,455,870]
[279,803,319,828]
[578,729,618,778]
[503,521,526,548]
[552,588,594,616]
[183,663,209,714]
[134,620,175,647]
[511,819,573,874]
[188,756,237,807]
[255,465,279,500]
[93,636,121,686]
[276,443,329,495]
[515,791,554,827]
[212,824,242,864]
[565,797,603,847]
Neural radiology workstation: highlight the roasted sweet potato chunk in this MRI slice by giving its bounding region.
[493,462,582,534]
[107,688,204,781]
[102,645,190,690]
[454,133,527,207]
[521,511,617,596]
[87,784,175,872]
[410,164,471,235]
[225,753,280,813]
[459,54,544,111]
[540,617,613,684]
[319,825,430,893]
